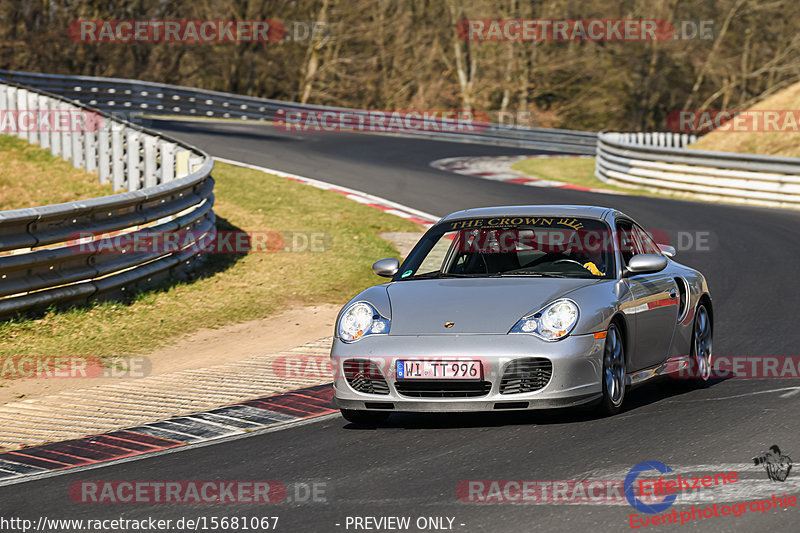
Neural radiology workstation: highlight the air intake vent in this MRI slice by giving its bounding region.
[395,380,491,398]
[675,277,690,322]
[343,359,390,395]
[500,358,552,394]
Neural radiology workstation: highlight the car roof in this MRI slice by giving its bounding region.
[438,205,616,223]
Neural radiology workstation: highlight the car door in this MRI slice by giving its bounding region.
[617,219,679,370]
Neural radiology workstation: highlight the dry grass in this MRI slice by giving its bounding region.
[689,81,800,157]
[510,157,659,195]
[0,134,112,210]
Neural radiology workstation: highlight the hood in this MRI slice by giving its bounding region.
[386,278,599,335]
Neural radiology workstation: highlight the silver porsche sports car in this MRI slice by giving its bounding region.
[331,206,712,424]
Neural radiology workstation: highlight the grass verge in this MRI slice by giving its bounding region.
[0,134,113,210]
[511,157,648,194]
[0,160,421,359]
[510,157,694,200]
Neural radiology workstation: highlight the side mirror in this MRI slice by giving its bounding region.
[657,244,676,258]
[372,257,400,277]
[627,253,668,275]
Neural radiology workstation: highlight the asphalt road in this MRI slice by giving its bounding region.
[2,120,799,532]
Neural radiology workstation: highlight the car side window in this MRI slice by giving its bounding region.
[632,224,661,255]
[616,220,639,266]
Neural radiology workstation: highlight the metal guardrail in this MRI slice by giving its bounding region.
[596,132,800,208]
[0,79,216,318]
[0,70,598,155]
[4,70,798,322]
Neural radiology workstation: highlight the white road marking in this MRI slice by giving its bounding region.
[215,157,440,223]
[670,386,800,402]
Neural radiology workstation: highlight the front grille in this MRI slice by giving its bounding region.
[395,380,492,398]
[344,359,390,395]
[499,358,553,394]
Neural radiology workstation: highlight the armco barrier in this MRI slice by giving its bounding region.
[0,70,597,155]
[0,80,215,318]
[596,132,800,208]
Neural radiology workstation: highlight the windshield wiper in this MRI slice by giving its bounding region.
[404,272,484,280]
[491,271,572,278]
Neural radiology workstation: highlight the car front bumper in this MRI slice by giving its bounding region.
[331,333,605,412]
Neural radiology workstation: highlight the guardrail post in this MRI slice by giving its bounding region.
[84,130,97,172]
[60,102,72,162]
[48,99,61,156]
[26,90,38,144]
[97,123,110,183]
[71,114,84,169]
[159,141,176,183]
[111,123,126,191]
[143,134,158,188]
[680,133,689,147]
[15,87,27,140]
[126,130,141,191]
[7,86,17,135]
[37,95,49,149]
[175,149,191,178]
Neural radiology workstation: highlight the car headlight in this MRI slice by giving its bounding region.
[510,299,579,341]
[338,301,390,342]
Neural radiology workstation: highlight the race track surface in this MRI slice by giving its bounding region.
[3,120,798,532]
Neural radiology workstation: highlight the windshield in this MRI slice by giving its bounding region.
[396,216,615,280]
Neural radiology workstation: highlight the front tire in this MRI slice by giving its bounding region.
[598,323,626,416]
[340,409,390,426]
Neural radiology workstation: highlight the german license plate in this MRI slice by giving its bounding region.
[396,360,481,379]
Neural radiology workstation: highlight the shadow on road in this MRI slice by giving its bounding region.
[341,378,725,430]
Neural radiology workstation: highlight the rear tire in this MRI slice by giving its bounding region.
[598,323,626,416]
[688,303,713,387]
[340,409,390,426]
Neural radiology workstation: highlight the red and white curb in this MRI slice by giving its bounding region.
[215,157,439,227]
[431,155,622,194]
[0,384,335,485]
